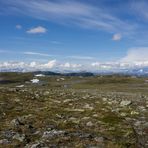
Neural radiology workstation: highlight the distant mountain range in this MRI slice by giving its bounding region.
[1,67,148,76]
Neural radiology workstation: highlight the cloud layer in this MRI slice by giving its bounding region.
[1,47,148,72]
[1,60,148,72]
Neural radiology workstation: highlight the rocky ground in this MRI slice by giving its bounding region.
[0,73,148,147]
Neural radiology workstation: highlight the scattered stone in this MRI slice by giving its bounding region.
[10,118,23,128]
[120,100,132,106]
[63,99,72,103]
[43,91,50,96]
[65,108,85,112]
[13,133,26,142]
[69,117,80,124]
[2,130,16,139]
[52,100,61,104]
[83,104,94,110]
[42,130,65,139]
[120,112,127,117]
[94,137,104,143]
[102,98,108,102]
[0,139,9,144]
[30,142,46,148]
[1,75,148,147]
[131,111,139,115]
[14,98,21,103]
[16,85,24,88]
[93,114,98,117]
[134,121,141,127]
[138,106,146,112]
[80,133,94,139]
[82,117,90,120]
[86,121,93,127]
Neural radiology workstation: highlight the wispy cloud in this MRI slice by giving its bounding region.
[50,40,62,45]
[130,1,148,21]
[26,26,47,34]
[16,24,22,29]
[67,56,94,60]
[0,49,14,54]
[112,33,122,41]
[0,50,7,53]
[23,51,52,57]
[0,0,136,34]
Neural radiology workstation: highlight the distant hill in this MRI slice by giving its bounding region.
[33,71,61,76]
[64,72,94,77]
[33,71,94,77]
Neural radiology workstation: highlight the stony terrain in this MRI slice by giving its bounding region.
[0,73,148,148]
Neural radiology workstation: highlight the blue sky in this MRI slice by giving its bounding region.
[1,0,148,71]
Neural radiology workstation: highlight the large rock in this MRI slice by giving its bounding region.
[42,130,65,139]
[0,139,9,144]
[13,133,26,142]
[120,100,132,106]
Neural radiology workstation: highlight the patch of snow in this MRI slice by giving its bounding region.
[35,74,45,77]
[16,85,24,88]
[31,79,39,84]
[57,78,65,81]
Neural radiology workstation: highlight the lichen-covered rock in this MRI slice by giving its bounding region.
[42,130,65,139]
[0,139,9,145]
[13,133,26,142]
[120,100,132,106]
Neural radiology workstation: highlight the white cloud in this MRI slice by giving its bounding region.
[29,61,36,67]
[91,62,115,70]
[43,60,56,69]
[61,62,82,69]
[91,62,100,67]
[112,33,122,41]
[16,24,22,29]
[0,60,57,72]
[28,60,57,69]
[121,47,148,62]
[27,26,47,34]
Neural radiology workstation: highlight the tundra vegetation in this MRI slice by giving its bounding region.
[0,72,148,147]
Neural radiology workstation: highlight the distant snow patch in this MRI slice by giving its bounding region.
[35,74,45,77]
[31,79,39,83]
[16,85,24,88]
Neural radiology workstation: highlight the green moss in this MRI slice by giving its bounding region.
[101,114,123,125]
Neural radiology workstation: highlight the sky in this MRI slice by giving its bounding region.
[1,0,148,71]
